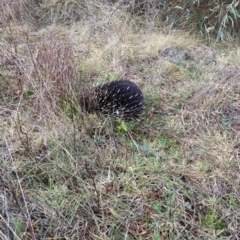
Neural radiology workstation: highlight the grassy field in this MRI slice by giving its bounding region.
[1,1,240,239]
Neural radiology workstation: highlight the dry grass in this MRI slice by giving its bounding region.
[1,1,240,239]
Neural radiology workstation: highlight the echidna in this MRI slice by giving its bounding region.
[79,80,144,120]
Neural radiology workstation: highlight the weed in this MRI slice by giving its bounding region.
[203,211,225,232]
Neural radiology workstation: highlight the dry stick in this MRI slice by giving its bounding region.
[108,117,120,158]
[9,77,32,155]
[110,0,129,17]
[71,98,77,161]
[98,116,108,138]
[98,116,118,153]
[0,188,11,239]
[13,114,31,155]
[127,131,140,154]
[25,33,43,83]
[99,117,120,177]
[84,162,101,211]
[0,215,21,240]
[109,118,124,178]
[0,230,8,240]
[25,33,53,104]
[4,137,37,240]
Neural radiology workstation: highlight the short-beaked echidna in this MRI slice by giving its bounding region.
[79,80,144,120]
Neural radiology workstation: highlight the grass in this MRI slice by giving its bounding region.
[1,1,240,239]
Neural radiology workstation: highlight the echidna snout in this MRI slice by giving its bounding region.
[80,80,144,120]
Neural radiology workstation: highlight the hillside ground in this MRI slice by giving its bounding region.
[0,2,240,239]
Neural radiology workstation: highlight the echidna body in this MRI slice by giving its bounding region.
[80,80,144,120]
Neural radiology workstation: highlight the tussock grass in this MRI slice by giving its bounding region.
[1,1,240,239]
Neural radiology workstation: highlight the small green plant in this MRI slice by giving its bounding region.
[152,201,165,214]
[23,89,35,98]
[203,211,225,231]
[11,217,26,239]
[227,194,238,207]
[116,120,128,133]
[60,98,79,117]
[151,231,162,240]
[157,135,176,149]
